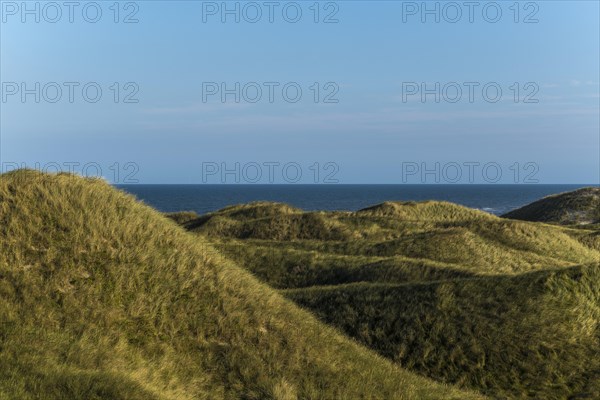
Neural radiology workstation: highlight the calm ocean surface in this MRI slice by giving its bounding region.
[116,184,596,216]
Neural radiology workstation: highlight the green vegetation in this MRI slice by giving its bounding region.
[503,186,600,225]
[285,265,600,399]
[178,200,600,277]
[171,199,600,399]
[0,171,481,400]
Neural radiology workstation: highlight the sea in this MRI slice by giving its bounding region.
[116,184,596,216]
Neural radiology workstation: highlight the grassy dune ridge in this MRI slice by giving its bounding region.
[0,170,481,399]
[176,200,600,276]
[170,198,600,399]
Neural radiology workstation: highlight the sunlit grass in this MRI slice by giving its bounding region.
[0,170,481,400]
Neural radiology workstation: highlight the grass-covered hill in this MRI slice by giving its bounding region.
[285,265,600,399]
[169,198,600,398]
[170,200,600,277]
[0,170,481,400]
[503,186,600,225]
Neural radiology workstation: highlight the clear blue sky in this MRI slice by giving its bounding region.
[1,1,599,183]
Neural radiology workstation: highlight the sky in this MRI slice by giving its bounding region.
[1,0,599,184]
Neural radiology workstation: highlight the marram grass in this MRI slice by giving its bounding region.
[0,170,481,400]
[171,198,600,399]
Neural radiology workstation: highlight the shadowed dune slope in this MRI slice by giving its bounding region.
[284,265,600,399]
[503,187,600,225]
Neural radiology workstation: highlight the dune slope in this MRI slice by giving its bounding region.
[172,200,600,398]
[0,171,479,400]
[285,265,600,399]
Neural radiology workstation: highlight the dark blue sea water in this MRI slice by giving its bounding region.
[116,184,596,216]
